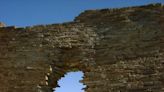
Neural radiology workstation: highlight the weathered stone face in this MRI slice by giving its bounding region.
[0,3,163,92]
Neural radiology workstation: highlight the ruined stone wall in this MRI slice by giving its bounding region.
[0,3,163,92]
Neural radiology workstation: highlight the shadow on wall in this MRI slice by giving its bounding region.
[53,71,86,92]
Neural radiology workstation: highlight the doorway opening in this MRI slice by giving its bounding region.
[53,71,86,92]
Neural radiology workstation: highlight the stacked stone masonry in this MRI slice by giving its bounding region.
[0,3,163,92]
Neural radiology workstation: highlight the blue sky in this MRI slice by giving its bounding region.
[0,0,163,27]
[54,71,85,92]
[0,0,163,92]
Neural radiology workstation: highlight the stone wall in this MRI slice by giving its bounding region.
[0,3,163,92]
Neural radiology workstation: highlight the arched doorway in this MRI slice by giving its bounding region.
[53,71,86,92]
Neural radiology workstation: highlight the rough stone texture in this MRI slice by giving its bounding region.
[0,3,163,92]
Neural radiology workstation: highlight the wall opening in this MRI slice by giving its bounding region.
[53,71,86,92]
